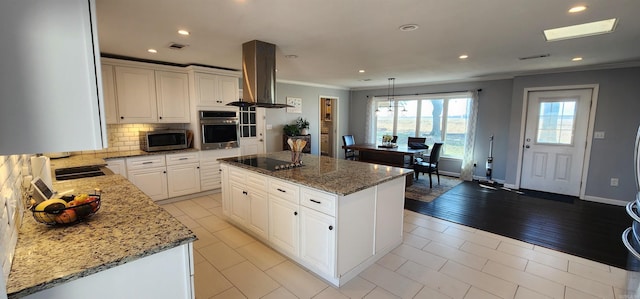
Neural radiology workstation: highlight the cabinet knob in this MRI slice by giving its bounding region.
[159,116,163,119]
[242,191,248,195]
[120,116,124,119]
[328,225,333,231]
[294,211,298,216]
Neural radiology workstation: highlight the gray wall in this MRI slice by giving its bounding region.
[264,82,350,156]
[505,67,640,202]
[349,79,514,180]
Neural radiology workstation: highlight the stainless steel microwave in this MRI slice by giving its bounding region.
[140,129,188,152]
[199,110,239,150]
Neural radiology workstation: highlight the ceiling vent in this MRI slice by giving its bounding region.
[168,42,188,50]
[518,54,550,60]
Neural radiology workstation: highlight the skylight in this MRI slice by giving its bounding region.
[544,18,617,41]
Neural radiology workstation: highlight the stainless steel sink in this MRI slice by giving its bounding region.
[54,165,106,181]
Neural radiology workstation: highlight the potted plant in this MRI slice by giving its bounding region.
[283,124,300,136]
[296,117,310,135]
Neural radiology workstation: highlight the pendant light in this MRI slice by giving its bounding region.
[375,78,406,115]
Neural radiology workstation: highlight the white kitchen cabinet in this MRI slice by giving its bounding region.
[199,149,241,191]
[105,158,127,178]
[166,152,200,198]
[300,206,336,277]
[0,0,107,155]
[115,66,158,123]
[190,71,239,107]
[126,155,167,201]
[269,196,299,257]
[102,64,119,125]
[220,164,230,215]
[228,167,269,239]
[156,71,190,123]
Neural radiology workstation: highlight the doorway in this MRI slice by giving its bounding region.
[319,96,337,157]
[239,106,266,155]
[517,86,598,197]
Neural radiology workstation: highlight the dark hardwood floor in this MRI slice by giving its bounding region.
[405,181,639,271]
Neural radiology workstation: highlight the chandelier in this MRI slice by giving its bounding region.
[375,78,407,114]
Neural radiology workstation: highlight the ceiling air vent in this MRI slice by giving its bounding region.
[168,42,188,50]
[518,54,550,60]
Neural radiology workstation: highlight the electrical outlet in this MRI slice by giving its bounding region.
[610,178,619,187]
[594,131,605,139]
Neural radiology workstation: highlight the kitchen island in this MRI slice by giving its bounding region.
[6,175,196,299]
[218,151,411,287]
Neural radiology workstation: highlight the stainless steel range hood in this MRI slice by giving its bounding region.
[227,40,291,108]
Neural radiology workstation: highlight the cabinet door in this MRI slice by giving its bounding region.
[102,64,119,124]
[218,75,239,105]
[194,73,222,107]
[200,159,221,191]
[229,183,249,224]
[167,163,201,198]
[220,164,230,216]
[247,189,268,239]
[0,0,106,155]
[156,71,190,123]
[300,207,335,276]
[115,66,157,123]
[106,158,127,178]
[269,196,299,257]
[128,167,168,201]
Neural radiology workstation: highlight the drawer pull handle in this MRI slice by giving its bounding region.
[242,191,248,195]
[328,225,333,231]
[142,161,153,164]
[179,157,188,160]
[277,188,286,193]
[294,211,298,216]
[310,199,321,204]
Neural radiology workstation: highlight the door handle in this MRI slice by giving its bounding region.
[525,145,530,148]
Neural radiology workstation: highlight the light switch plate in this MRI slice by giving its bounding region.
[594,131,605,139]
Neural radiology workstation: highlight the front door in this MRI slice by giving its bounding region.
[520,88,592,196]
[239,106,266,155]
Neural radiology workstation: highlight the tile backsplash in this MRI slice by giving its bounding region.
[76,123,189,154]
[0,154,28,285]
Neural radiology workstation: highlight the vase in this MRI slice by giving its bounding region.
[300,128,309,135]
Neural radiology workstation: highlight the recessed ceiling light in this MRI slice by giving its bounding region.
[572,57,583,61]
[544,18,617,41]
[147,49,157,53]
[399,24,419,32]
[359,70,365,73]
[177,30,190,36]
[568,6,587,13]
[459,54,469,59]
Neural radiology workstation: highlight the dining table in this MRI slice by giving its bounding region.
[341,143,429,186]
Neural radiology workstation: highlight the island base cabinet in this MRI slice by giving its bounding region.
[22,243,195,299]
[299,206,336,278]
[229,183,269,240]
[269,197,300,257]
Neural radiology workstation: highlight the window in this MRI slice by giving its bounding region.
[239,106,257,137]
[536,100,576,145]
[374,93,472,159]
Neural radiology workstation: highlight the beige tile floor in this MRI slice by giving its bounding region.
[161,193,638,299]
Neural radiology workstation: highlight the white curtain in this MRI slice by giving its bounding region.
[364,96,376,143]
[460,90,479,181]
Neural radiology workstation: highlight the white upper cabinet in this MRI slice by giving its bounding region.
[188,67,240,108]
[115,66,158,123]
[156,71,190,123]
[0,0,106,155]
[102,64,119,125]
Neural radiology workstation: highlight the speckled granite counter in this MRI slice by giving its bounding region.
[6,175,196,298]
[219,151,413,196]
[48,148,200,169]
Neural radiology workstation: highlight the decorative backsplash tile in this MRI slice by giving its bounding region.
[75,123,188,154]
[0,154,27,285]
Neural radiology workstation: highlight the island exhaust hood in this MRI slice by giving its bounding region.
[227,40,291,108]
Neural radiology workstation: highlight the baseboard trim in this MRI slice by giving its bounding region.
[582,195,628,206]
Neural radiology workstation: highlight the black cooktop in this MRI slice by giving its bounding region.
[233,157,303,171]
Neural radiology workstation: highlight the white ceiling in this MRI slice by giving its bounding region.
[95,0,640,89]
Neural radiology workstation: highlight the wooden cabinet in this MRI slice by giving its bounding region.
[105,158,127,178]
[126,155,168,201]
[0,0,106,155]
[102,64,119,125]
[282,135,311,153]
[115,66,158,123]
[191,72,239,107]
[156,71,190,123]
[268,179,300,257]
[166,152,200,198]
[228,167,269,239]
[300,206,336,276]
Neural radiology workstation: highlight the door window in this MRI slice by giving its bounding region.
[240,106,257,137]
[536,100,576,145]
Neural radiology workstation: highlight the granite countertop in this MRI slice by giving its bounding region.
[219,151,413,196]
[48,148,200,169]
[6,175,196,298]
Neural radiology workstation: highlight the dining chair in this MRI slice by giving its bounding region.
[391,135,398,143]
[342,135,358,160]
[407,137,428,149]
[413,142,443,188]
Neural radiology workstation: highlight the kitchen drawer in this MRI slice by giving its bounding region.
[269,178,300,204]
[166,152,199,165]
[200,160,221,190]
[301,187,336,216]
[126,155,166,170]
[229,166,267,191]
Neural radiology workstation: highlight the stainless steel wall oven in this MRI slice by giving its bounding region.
[199,110,239,150]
